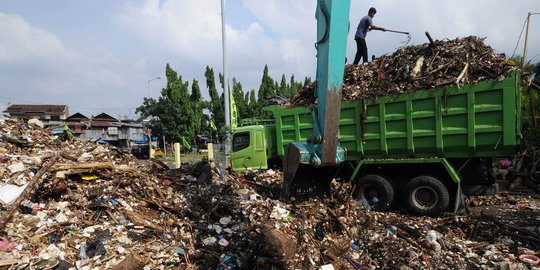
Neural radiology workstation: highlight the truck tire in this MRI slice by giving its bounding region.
[355,174,395,211]
[405,176,449,216]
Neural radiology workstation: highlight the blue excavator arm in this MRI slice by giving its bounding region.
[282,0,350,197]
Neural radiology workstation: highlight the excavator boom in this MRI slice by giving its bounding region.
[282,0,350,198]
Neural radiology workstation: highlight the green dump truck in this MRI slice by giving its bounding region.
[230,73,522,215]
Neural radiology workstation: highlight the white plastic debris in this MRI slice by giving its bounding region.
[77,152,93,162]
[219,216,231,225]
[250,194,262,200]
[320,264,335,270]
[55,212,69,223]
[8,162,25,174]
[0,183,28,205]
[28,118,44,128]
[270,205,290,220]
[218,238,229,247]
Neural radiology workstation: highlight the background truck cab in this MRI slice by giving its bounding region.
[230,123,278,171]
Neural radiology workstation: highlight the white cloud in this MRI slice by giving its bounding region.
[243,0,315,40]
[0,12,81,70]
[115,0,223,62]
[114,0,320,92]
[0,11,135,117]
[0,12,125,86]
[1,0,539,118]
[351,0,540,59]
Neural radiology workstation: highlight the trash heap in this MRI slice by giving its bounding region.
[0,118,196,269]
[200,170,540,269]
[1,117,540,269]
[289,36,517,106]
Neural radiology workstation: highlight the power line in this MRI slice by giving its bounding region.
[0,95,42,104]
[511,16,528,58]
[530,52,540,63]
[69,106,136,111]
[0,95,139,112]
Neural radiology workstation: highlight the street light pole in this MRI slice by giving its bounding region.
[221,0,231,170]
[145,76,161,159]
[147,76,161,98]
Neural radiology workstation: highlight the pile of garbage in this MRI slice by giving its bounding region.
[0,118,197,269]
[1,117,540,269]
[289,36,517,106]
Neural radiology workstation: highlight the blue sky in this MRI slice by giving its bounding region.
[1,0,539,118]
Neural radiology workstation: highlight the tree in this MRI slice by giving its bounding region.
[303,76,312,86]
[243,91,253,117]
[289,74,302,98]
[278,74,287,97]
[232,78,249,119]
[136,63,197,145]
[191,79,203,136]
[205,66,224,130]
[257,65,276,103]
[247,89,257,117]
[249,90,257,107]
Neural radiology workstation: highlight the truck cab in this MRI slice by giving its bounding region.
[230,123,278,172]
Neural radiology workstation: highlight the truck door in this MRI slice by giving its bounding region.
[230,127,269,171]
[231,131,251,171]
[254,129,268,169]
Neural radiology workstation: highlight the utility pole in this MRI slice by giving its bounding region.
[522,12,532,69]
[522,12,540,69]
[221,0,231,169]
[522,12,539,127]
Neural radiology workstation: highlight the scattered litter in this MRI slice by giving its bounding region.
[0,183,28,205]
[0,72,539,270]
[0,241,17,252]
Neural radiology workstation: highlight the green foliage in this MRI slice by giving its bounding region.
[257,65,276,103]
[523,126,540,148]
[289,74,302,97]
[205,66,225,130]
[232,78,249,119]
[304,76,312,86]
[191,79,203,136]
[521,61,540,147]
[249,90,257,115]
[136,64,199,144]
[137,63,312,143]
[278,74,287,97]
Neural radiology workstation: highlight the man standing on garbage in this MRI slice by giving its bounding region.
[353,7,386,65]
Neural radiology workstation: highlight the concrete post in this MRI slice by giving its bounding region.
[207,143,214,161]
[174,143,181,169]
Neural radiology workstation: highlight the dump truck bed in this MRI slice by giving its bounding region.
[271,74,521,160]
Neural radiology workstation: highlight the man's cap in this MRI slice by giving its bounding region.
[369,7,377,14]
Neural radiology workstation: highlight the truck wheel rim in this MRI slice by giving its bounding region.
[412,186,438,210]
[359,186,381,206]
[365,187,378,199]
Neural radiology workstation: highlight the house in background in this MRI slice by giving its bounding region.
[3,105,147,152]
[2,104,69,127]
[65,112,90,138]
[80,112,146,151]
[84,112,119,142]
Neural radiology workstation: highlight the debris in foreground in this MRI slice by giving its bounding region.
[1,117,539,269]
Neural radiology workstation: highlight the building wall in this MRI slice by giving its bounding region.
[7,112,68,121]
[82,126,145,141]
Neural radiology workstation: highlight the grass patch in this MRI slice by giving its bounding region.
[156,152,209,164]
